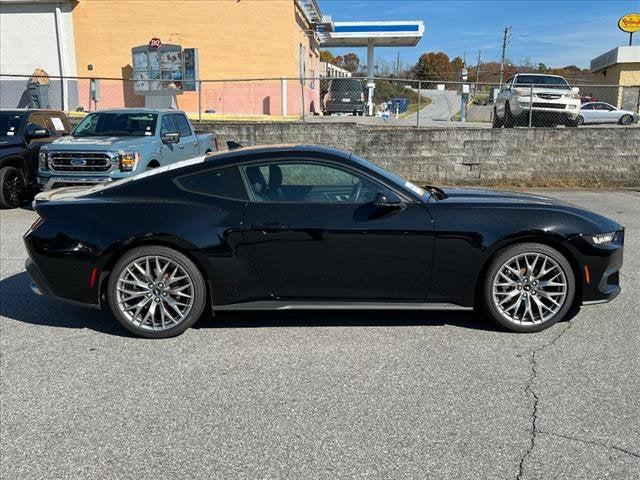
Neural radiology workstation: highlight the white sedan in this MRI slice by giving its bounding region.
[578,102,639,125]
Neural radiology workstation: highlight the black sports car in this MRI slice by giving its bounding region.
[24,145,623,338]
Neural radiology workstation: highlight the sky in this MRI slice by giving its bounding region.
[319,0,638,70]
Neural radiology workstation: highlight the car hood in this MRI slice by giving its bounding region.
[44,136,150,150]
[0,137,23,148]
[441,187,567,205]
[439,187,622,232]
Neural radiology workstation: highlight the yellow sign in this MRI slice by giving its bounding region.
[618,13,640,33]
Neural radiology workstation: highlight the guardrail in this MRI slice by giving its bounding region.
[1,73,638,129]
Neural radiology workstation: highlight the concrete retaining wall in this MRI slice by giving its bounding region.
[197,122,640,186]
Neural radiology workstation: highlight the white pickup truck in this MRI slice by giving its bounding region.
[493,73,581,128]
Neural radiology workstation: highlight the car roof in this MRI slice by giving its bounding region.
[515,73,565,78]
[0,108,65,114]
[91,108,180,114]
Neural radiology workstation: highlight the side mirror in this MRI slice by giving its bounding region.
[372,191,403,209]
[161,132,180,144]
[571,87,579,95]
[26,124,51,139]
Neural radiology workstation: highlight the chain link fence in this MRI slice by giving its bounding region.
[1,74,638,128]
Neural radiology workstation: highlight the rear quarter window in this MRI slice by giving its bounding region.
[176,166,248,201]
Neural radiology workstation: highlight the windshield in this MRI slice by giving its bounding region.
[0,112,24,138]
[515,75,569,88]
[73,112,158,137]
[330,79,363,93]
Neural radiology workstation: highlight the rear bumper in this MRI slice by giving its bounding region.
[325,101,365,114]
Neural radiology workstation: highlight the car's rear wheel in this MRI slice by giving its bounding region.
[619,114,634,126]
[482,243,575,332]
[107,246,207,338]
[0,166,26,209]
[576,115,584,126]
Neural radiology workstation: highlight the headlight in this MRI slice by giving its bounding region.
[38,151,48,170]
[118,151,140,172]
[590,232,616,245]
[514,88,531,96]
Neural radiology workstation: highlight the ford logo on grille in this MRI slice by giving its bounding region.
[71,158,87,166]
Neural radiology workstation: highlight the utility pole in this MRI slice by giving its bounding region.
[474,50,482,96]
[396,51,400,77]
[499,26,512,86]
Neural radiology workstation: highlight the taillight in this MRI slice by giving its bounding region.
[27,216,44,234]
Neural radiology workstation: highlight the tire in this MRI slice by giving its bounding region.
[492,108,503,128]
[619,114,634,126]
[504,103,515,128]
[576,115,584,126]
[0,166,26,209]
[482,243,575,333]
[565,118,578,128]
[107,246,207,338]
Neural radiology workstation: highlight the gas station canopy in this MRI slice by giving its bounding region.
[321,21,425,47]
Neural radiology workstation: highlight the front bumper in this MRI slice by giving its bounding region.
[511,96,580,119]
[38,176,114,190]
[567,230,624,305]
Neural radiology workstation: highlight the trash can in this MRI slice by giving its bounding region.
[387,97,409,114]
[27,81,50,109]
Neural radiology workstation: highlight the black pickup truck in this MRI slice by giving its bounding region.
[0,110,71,209]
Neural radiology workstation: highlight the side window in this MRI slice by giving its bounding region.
[243,161,383,204]
[28,113,47,129]
[171,114,192,137]
[160,115,177,135]
[176,166,248,200]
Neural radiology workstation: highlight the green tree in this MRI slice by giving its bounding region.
[342,53,360,73]
[450,56,464,75]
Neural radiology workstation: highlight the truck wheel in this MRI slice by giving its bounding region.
[0,166,25,209]
[504,103,515,128]
[492,108,503,128]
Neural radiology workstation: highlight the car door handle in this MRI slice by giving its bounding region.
[193,142,198,146]
[251,222,290,232]
[178,144,184,149]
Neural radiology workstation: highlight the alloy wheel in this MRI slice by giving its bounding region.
[3,170,24,207]
[116,255,195,331]
[492,252,568,325]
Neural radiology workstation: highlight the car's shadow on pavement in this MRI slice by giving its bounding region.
[1,271,501,336]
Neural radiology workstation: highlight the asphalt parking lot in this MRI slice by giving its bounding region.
[1,189,639,480]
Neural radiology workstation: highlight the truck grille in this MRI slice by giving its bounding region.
[532,103,566,110]
[536,93,562,100]
[49,152,114,172]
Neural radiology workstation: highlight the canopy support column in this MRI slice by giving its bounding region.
[367,39,375,116]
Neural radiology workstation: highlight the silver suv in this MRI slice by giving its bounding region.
[493,74,581,127]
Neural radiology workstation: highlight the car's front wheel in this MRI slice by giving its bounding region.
[619,114,634,126]
[0,166,26,209]
[107,246,207,338]
[482,243,575,332]
[492,108,503,128]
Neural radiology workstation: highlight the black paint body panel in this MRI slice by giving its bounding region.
[23,145,624,310]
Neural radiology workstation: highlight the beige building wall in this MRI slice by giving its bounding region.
[71,0,320,114]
